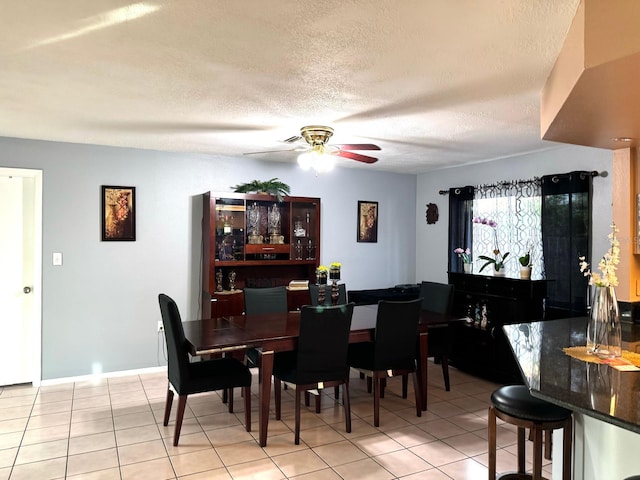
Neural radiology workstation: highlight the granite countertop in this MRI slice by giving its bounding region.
[503,317,640,434]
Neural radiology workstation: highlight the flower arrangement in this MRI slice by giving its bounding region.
[473,217,510,272]
[316,265,328,285]
[454,247,471,264]
[329,262,341,280]
[579,224,619,287]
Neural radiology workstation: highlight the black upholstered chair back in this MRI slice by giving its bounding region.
[158,293,190,392]
[419,281,454,314]
[244,286,288,315]
[373,298,423,371]
[308,284,348,306]
[294,303,355,384]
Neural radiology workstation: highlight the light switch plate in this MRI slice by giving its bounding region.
[52,252,63,266]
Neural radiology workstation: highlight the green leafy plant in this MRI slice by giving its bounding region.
[518,252,531,267]
[231,178,291,202]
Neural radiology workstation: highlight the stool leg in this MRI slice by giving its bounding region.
[563,419,572,480]
[544,429,552,460]
[488,406,497,479]
[532,426,543,480]
[517,427,526,474]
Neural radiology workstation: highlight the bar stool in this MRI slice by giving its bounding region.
[488,385,572,480]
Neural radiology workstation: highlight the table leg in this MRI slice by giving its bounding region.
[259,349,274,447]
[418,332,428,410]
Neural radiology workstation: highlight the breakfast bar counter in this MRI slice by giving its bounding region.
[503,317,640,479]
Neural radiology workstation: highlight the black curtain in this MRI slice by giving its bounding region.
[448,186,474,272]
[541,171,592,319]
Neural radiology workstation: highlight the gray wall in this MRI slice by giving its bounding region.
[415,144,614,284]
[0,137,417,380]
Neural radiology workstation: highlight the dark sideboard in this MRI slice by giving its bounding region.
[447,272,548,384]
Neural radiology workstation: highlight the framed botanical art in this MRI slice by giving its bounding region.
[102,185,136,241]
[357,200,378,243]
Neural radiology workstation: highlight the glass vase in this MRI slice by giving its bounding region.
[586,286,621,358]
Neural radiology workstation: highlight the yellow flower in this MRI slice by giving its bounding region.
[316,265,328,273]
[330,262,341,268]
[579,224,619,287]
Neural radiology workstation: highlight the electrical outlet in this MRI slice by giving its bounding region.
[157,321,164,332]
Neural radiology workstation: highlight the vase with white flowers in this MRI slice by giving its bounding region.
[474,217,510,276]
[454,247,472,273]
[578,224,621,358]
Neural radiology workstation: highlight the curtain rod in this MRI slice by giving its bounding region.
[438,170,601,195]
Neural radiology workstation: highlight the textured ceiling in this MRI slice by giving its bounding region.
[0,0,580,174]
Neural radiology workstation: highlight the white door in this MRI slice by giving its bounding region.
[0,169,42,386]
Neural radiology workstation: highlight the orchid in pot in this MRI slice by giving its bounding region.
[473,217,510,275]
[518,251,532,279]
[454,247,472,273]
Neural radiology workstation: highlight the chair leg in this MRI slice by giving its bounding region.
[228,387,234,413]
[359,372,365,379]
[173,395,188,446]
[243,385,251,432]
[380,377,386,398]
[334,385,339,400]
[222,388,228,403]
[315,392,321,413]
[343,380,351,433]
[411,371,422,418]
[274,378,282,420]
[163,386,174,426]
[373,373,381,427]
[441,355,450,391]
[366,376,372,393]
[304,391,310,406]
[401,374,408,399]
[294,387,302,445]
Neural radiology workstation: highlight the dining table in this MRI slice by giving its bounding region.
[182,303,455,446]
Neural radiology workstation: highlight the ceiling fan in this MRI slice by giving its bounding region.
[244,126,381,171]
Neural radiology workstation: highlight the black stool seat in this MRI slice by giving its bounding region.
[488,385,572,480]
[491,385,571,423]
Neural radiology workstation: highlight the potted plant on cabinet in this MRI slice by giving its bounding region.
[518,251,532,279]
[231,178,291,202]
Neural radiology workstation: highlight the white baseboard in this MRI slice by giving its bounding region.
[40,365,167,387]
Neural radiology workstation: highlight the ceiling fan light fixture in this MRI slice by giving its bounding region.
[297,146,335,173]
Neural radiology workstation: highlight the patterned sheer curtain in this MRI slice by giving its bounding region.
[472,180,543,278]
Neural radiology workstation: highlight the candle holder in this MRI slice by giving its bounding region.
[331,279,339,306]
[316,267,328,305]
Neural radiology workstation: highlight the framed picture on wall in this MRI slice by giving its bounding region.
[357,200,378,243]
[101,185,136,241]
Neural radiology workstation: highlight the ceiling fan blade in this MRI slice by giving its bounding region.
[336,150,378,164]
[332,144,381,151]
[243,147,305,155]
[283,135,303,143]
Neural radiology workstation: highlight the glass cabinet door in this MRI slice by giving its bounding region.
[291,202,317,260]
[214,197,245,261]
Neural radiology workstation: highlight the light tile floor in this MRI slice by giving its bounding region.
[0,362,552,479]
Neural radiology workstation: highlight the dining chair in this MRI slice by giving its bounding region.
[243,286,288,367]
[348,298,423,427]
[158,293,252,446]
[273,303,355,444]
[419,280,455,391]
[309,283,347,306]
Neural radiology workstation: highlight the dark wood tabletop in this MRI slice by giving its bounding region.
[181,304,456,446]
